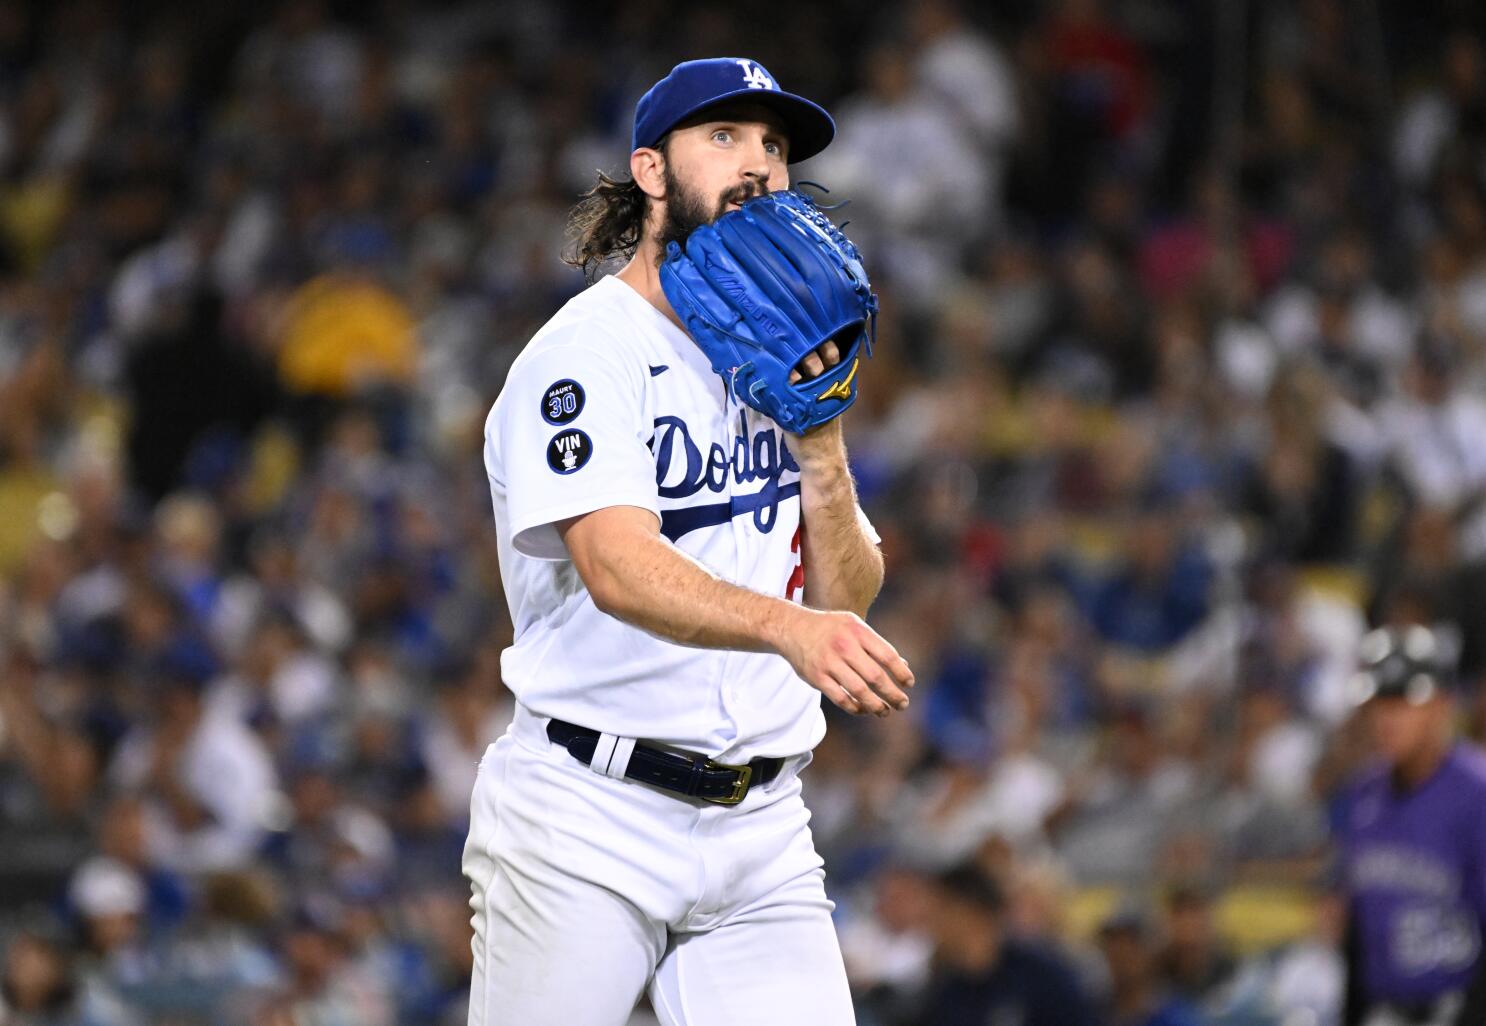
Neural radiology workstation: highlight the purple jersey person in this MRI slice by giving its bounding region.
[1339,625,1486,1026]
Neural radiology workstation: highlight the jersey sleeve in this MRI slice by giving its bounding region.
[492,339,659,560]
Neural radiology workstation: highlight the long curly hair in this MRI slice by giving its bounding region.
[563,139,669,283]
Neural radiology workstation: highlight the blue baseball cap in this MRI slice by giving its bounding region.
[633,58,835,164]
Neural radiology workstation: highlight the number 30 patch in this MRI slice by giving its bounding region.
[541,379,586,425]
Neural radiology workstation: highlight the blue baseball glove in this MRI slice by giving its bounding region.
[659,190,878,434]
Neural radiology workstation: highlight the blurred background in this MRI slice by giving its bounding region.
[0,0,1482,1023]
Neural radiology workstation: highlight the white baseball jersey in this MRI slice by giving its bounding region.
[484,274,854,763]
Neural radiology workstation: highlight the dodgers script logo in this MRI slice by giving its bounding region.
[650,411,800,541]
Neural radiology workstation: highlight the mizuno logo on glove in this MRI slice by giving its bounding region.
[817,359,858,402]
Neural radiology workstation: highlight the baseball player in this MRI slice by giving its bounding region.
[1339,625,1486,1026]
[463,58,915,1026]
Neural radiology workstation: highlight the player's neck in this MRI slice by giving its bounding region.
[615,240,685,334]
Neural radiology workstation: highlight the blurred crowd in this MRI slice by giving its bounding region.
[0,0,1482,1024]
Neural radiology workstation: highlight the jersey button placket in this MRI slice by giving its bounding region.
[718,403,752,735]
[683,418,736,941]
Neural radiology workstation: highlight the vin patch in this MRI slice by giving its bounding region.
[547,429,592,475]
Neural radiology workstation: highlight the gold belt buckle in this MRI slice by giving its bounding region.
[702,759,752,805]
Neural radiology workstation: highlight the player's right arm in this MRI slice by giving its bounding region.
[556,505,912,717]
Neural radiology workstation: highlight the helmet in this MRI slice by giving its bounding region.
[1348,625,1457,706]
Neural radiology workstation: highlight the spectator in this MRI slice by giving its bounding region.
[1054,703,1198,884]
[1083,498,1213,655]
[1394,33,1486,192]
[1257,886,1345,1026]
[254,894,394,1026]
[1375,334,1486,561]
[68,857,145,962]
[0,928,135,1026]
[908,864,1101,1026]
[809,42,991,303]
[1097,907,1202,1026]
[838,864,935,1024]
[207,611,342,731]
[1156,884,1238,1009]
[416,662,512,825]
[108,657,279,874]
[909,0,1018,152]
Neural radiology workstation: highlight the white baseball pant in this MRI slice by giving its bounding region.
[462,706,855,1026]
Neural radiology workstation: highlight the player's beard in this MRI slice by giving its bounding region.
[654,165,768,260]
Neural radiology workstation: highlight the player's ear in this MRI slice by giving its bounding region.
[631,147,667,201]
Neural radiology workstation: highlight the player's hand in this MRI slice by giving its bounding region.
[788,339,841,384]
[777,607,914,716]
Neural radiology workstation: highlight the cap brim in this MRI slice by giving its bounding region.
[649,89,835,164]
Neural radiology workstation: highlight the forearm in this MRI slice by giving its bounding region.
[558,505,914,717]
[576,521,801,653]
[794,425,883,616]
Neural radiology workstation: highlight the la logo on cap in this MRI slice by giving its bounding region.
[736,59,775,91]
[631,57,837,162]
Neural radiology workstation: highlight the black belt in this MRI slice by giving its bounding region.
[546,719,784,806]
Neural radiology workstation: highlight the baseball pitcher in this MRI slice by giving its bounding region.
[463,58,915,1026]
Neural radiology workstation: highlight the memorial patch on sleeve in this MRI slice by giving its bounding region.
[547,429,592,474]
[540,379,586,425]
